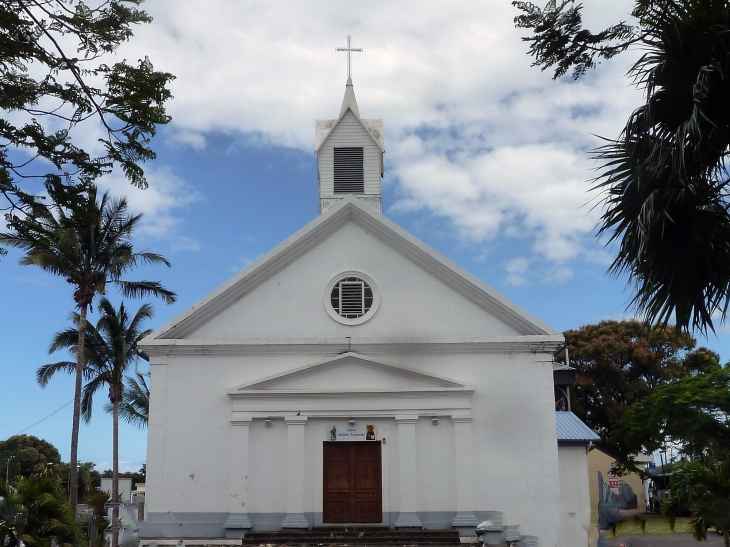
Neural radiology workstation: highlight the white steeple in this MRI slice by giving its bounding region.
[340,77,360,118]
[314,78,384,215]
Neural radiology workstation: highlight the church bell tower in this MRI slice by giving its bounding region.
[314,38,384,214]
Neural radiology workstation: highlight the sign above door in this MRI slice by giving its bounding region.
[328,422,377,441]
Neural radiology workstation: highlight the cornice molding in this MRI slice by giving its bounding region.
[139,335,563,358]
[228,387,475,400]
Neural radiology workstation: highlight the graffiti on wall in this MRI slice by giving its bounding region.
[597,471,638,530]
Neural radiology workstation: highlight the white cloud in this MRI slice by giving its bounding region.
[108,0,642,282]
[504,257,531,286]
[96,165,203,252]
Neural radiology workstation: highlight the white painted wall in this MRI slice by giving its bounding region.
[557,446,592,547]
[188,222,522,340]
[143,215,564,544]
[145,350,562,543]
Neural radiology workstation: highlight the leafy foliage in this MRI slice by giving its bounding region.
[0,181,174,511]
[564,320,720,444]
[0,0,174,215]
[112,372,149,428]
[0,436,61,482]
[513,0,636,79]
[594,0,730,333]
[663,459,730,547]
[514,0,730,332]
[39,297,152,547]
[610,367,730,460]
[0,470,80,547]
[86,489,110,547]
[0,182,176,310]
[39,297,153,423]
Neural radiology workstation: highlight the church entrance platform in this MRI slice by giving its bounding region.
[241,527,462,546]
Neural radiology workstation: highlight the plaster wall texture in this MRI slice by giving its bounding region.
[188,221,522,340]
[145,351,561,541]
[317,110,382,195]
[142,211,567,544]
[558,446,592,547]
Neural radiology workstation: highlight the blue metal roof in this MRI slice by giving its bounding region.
[556,412,601,443]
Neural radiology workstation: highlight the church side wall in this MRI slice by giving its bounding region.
[142,351,562,545]
[318,111,381,195]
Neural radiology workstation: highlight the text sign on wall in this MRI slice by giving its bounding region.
[328,422,377,441]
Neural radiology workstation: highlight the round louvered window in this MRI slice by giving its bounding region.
[325,272,380,325]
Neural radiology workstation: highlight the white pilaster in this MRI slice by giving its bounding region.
[224,414,252,537]
[282,416,309,529]
[394,415,422,528]
[451,416,478,527]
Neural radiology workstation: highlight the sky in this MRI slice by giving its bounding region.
[2,0,729,474]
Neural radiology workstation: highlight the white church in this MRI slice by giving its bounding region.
[137,68,599,547]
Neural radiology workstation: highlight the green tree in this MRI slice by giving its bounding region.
[56,460,99,503]
[564,320,720,443]
[0,470,79,547]
[0,182,176,512]
[0,435,61,482]
[513,0,730,332]
[610,367,730,461]
[112,372,149,428]
[0,0,174,221]
[663,459,730,547]
[86,489,111,547]
[39,297,153,547]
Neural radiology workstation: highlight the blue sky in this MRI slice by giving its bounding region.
[2,0,730,473]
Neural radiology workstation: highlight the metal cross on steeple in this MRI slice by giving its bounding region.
[336,35,363,78]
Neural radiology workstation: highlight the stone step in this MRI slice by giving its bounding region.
[244,531,459,539]
[243,541,461,547]
[243,537,461,545]
[243,529,461,546]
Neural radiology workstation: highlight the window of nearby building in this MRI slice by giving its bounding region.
[334,147,364,193]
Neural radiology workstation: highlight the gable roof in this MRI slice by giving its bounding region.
[314,78,384,153]
[142,195,561,342]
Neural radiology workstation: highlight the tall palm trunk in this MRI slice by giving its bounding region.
[69,303,88,512]
[112,392,120,547]
[724,529,729,547]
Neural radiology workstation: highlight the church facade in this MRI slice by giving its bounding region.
[138,78,595,547]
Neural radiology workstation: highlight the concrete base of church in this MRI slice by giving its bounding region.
[139,511,508,538]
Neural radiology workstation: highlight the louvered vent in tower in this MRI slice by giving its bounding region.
[334,147,364,193]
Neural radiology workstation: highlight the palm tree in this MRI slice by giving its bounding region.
[663,458,730,547]
[39,298,153,547]
[0,181,176,512]
[594,0,730,333]
[0,470,79,547]
[113,372,150,429]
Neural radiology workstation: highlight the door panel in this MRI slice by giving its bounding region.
[323,441,382,523]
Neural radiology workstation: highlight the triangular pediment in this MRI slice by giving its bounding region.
[228,352,465,394]
[141,196,560,347]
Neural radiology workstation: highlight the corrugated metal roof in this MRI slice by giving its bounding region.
[556,412,601,443]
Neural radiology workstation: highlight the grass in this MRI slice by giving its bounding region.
[609,515,692,536]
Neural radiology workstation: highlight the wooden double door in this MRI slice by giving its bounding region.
[323,441,382,523]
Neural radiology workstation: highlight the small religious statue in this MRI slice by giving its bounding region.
[366,425,375,440]
[329,426,337,441]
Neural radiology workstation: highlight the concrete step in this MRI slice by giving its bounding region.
[243,529,461,546]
